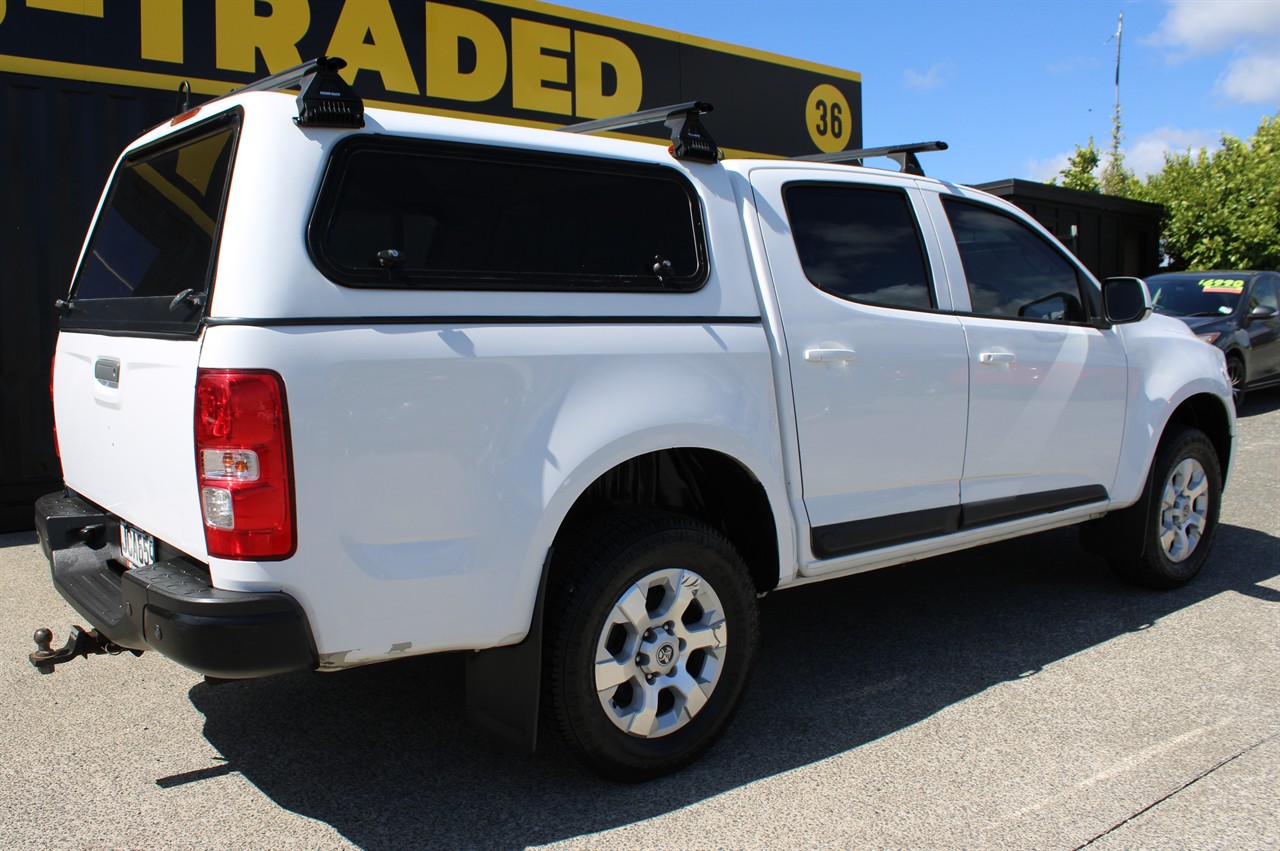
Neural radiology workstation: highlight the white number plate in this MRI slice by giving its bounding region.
[119,523,155,570]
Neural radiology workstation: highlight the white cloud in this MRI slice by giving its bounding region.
[1215,51,1280,104]
[1024,128,1224,184]
[903,63,949,90]
[1147,0,1280,106]
[1125,127,1220,177]
[1147,0,1280,53]
[1023,151,1073,183]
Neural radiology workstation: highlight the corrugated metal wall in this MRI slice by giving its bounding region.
[0,74,175,531]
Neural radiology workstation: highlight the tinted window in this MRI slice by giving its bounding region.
[1250,277,1278,312]
[64,111,240,337]
[309,139,706,291]
[783,184,933,310]
[942,198,1088,322]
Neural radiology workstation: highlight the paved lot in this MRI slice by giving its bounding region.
[2,392,1277,850]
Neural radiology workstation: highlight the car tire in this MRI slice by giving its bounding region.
[544,508,758,781]
[1226,355,1246,412]
[1108,426,1222,589]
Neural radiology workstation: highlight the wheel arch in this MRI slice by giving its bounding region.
[1081,392,1231,567]
[551,446,782,596]
[466,439,786,758]
[1163,392,1234,486]
[1111,321,1235,505]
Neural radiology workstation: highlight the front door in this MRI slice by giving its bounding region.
[927,190,1128,520]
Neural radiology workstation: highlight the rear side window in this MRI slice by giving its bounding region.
[63,111,240,337]
[308,138,707,291]
[783,184,934,311]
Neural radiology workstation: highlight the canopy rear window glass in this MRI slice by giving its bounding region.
[63,110,240,337]
[308,138,707,292]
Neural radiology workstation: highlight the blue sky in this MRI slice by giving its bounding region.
[551,0,1280,185]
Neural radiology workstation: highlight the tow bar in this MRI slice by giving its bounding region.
[29,626,141,674]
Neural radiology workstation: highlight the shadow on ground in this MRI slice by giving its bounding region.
[183,521,1280,849]
[0,531,38,550]
[1237,384,1280,418]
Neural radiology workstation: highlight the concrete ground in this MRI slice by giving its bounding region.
[2,391,1277,849]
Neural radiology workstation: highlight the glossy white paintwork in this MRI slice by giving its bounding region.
[52,91,1233,669]
[198,322,785,661]
[919,184,1129,504]
[1110,312,1235,503]
[746,167,969,535]
[53,333,209,561]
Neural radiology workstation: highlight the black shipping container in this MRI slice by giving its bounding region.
[1,75,176,531]
[975,179,1164,281]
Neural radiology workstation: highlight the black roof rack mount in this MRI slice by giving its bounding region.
[794,141,948,176]
[559,102,721,164]
[293,57,364,129]
[171,56,364,129]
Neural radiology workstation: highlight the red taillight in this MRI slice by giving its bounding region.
[195,370,295,560]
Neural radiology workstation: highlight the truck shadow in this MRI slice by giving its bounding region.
[185,522,1279,850]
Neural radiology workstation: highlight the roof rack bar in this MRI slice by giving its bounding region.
[794,141,948,176]
[231,56,337,96]
[558,101,712,136]
[558,101,721,164]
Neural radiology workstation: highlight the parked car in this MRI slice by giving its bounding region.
[1146,270,1280,409]
[31,58,1236,780]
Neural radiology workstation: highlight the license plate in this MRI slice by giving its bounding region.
[119,522,155,570]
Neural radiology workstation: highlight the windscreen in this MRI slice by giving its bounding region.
[1148,274,1247,317]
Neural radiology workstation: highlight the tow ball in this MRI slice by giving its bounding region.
[29,626,140,674]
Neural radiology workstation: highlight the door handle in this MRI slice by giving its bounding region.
[804,348,857,363]
[979,352,1016,365]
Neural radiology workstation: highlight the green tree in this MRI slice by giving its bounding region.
[1136,114,1280,270]
[1053,137,1101,192]
[1100,105,1138,196]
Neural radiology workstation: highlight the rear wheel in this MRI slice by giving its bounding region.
[1109,426,1222,589]
[544,509,758,781]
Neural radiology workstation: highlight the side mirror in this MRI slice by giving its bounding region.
[1249,304,1278,320]
[1101,276,1152,325]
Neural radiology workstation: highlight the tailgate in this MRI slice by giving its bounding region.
[54,333,207,560]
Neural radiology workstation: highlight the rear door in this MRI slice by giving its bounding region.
[750,168,969,561]
[53,110,241,560]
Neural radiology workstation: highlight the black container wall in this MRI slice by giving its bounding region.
[974,179,1164,280]
[0,75,176,532]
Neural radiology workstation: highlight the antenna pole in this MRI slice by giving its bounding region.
[1110,13,1123,168]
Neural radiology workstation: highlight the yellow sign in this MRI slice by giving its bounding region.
[0,0,863,157]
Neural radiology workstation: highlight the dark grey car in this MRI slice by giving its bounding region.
[1147,270,1280,409]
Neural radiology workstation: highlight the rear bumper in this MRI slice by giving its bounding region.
[35,491,317,679]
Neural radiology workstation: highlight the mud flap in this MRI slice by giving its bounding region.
[1080,495,1150,561]
[464,551,550,755]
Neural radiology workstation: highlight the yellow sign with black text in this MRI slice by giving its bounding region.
[0,0,862,157]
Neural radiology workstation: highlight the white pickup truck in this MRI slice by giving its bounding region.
[33,59,1234,780]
